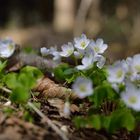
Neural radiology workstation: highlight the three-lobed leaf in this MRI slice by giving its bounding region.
[4,66,43,103]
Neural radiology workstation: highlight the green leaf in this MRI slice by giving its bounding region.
[89,67,107,86]
[108,109,135,133]
[88,115,101,130]
[23,111,34,122]
[0,60,7,73]
[65,75,76,83]
[53,63,70,82]
[20,66,43,79]
[74,115,101,130]
[5,66,43,90]
[101,115,112,130]
[89,82,118,107]
[18,72,36,89]
[73,117,87,128]
[64,68,77,75]
[4,73,18,89]
[10,87,30,103]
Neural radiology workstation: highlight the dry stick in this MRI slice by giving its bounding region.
[28,102,69,140]
[74,0,93,36]
[1,87,69,140]
[0,87,12,93]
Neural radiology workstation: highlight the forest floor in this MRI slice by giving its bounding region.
[0,97,138,140]
[0,27,140,140]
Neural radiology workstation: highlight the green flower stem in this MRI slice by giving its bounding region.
[75,57,78,66]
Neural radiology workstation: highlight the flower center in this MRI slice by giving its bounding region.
[94,46,100,53]
[128,96,137,104]
[116,69,123,78]
[79,84,86,92]
[135,65,140,72]
[68,49,73,55]
[81,42,86,48]
[8,45,14,51]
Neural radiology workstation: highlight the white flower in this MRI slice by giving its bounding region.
[76,54,94,70]
[130,73,140,81]
[88,39,108,55]
[107,61,126,83]
[49,46,57,54]
[0,38,15,58]
[121,57,134,80]
[49,46,61,63]
[74,49,85,59]
[63,101,70,117]
[74,34,90,50]
[76,47,95,70]
[40,47,50,56]
[121,84,140,111]
[131,54,140,74]
[121,59,130,73]
[72,77,93,98]
[94,55,106,69]
[60,42,74,57]
[52,51,61,62]
[123,55,140,81]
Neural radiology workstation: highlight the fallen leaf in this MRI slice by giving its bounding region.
[34,77,78,100]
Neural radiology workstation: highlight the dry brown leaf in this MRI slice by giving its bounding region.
[35,77,78,100]
[47,98,79,118]
[70,104,79,113]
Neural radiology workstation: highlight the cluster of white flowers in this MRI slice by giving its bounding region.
[40,46,61,65]
[107,54,140,85]
[107,54,140,111]
[0,38,16,58]
[41,34,140,112]
[40,34,108,69]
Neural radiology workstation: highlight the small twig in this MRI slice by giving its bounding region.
[28,102,69,140]
[0,87,12,93]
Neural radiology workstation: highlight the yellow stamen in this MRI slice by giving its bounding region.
[81,42,86,48]
[128,96,137,104]
[116,69,123,78]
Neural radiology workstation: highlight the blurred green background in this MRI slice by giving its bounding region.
[0,0,140,62]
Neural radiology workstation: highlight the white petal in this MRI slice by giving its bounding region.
[74,51,81,58]
[76,65,87,70]
[81,33,87,39]
[96,38,103,47]
[40,47,49,56]
[99,44,108,53]
[63,102,70,117]
[95,55,106,69]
